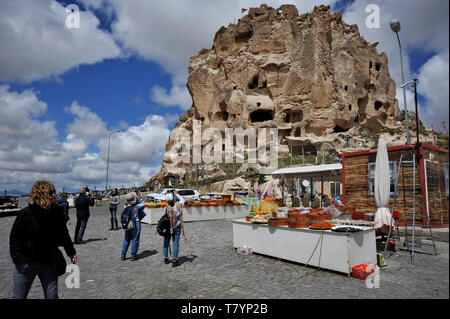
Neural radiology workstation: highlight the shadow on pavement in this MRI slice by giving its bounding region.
[137,250,158,259]
[178,254,198,266]
[83,238,108,244]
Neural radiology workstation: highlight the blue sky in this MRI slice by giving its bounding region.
[0,0,448,193]
[8,56,176,142]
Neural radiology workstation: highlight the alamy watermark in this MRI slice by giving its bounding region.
[167,121,279,174]
[65,264,80,289]
[65,4,80,29]
[365,265,380,289]
[365,4,380,29]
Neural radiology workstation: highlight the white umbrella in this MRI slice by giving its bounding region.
[374,138,394,229]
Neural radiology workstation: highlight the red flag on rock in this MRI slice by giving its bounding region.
[241,8,248,13]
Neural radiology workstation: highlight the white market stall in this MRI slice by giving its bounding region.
[232,219,376,275]
[230,163,377,275]
[141,204,250,225]
[272,163,343,207]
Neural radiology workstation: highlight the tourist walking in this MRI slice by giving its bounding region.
[163,190,185,267]
[9,180,77,299]
[108,188,120,230]
[120,192,146,261]
[74,188,94,244]
[56,192,71,226]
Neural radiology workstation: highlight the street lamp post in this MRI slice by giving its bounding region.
[401,79,420,154]
[105,130,121,194]
[390,20,411,145]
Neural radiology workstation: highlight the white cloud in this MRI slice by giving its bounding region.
[151,84,192,110]
[0,86,172,192]
[416,53,449,130]
[100,115,171,164]
[65,101,108,141]
[116,120,130,130]
[0,0,121,83]
[0,85,69,173]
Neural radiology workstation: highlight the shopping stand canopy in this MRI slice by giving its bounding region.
[272,163,342,179]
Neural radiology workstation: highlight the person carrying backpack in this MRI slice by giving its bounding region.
[56,192,70,226]
[120,192,146,261]
[162,190,185,267]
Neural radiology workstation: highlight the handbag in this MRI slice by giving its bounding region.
[51,248,67,277]
[127,219,136,230]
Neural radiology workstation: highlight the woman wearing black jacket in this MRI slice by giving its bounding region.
[9,180,77,299]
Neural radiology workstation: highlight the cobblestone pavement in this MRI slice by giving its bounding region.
[0,201,448,299]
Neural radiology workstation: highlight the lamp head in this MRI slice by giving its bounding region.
[390,20,401,33]
[401,81,412,88]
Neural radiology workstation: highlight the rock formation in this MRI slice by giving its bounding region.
[145,4,438,192]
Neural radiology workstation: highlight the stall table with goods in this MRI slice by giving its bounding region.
[234,206,377,275]
[141,196,249,224]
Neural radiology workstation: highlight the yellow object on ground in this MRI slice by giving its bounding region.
[259,200,279,213]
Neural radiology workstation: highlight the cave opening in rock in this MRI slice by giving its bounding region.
[250,110,273,123]
[261,80,267,88]
[333,125,349,133]
[369,61,373,69]
[235,30,253,43]
[375,63,381,71]
[374,101,383,111]
[214,102,229,121]
[248,75,258,89]
[214,112,229,121]
[344,85,348,91]
[348,104,352,111]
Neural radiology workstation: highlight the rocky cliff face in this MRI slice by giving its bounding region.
[145,4,435,191]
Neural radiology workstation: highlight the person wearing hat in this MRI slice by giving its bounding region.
[121,192,146,261]
[162,190,185,267]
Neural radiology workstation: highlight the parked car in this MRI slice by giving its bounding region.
[146,188,175,202]
[177,189,200,202]
[146,188,200,202]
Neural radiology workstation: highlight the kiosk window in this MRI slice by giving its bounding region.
[368,161,397,195]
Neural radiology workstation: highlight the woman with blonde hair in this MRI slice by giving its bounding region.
[9,180,77,299]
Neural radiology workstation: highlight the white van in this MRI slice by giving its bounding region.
[177,189,200,202]
[146,188,174,202]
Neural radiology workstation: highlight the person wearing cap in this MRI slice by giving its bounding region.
[162,190,185,267]
[121,192,146,261]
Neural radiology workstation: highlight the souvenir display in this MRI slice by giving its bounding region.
[268,217,288,227]
[309,222,335,230]
[309,209,332,221]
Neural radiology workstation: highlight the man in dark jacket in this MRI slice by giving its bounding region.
[74,188,94,244]
[56,193,70,225]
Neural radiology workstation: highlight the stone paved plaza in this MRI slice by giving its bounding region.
[0,200,448,299]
